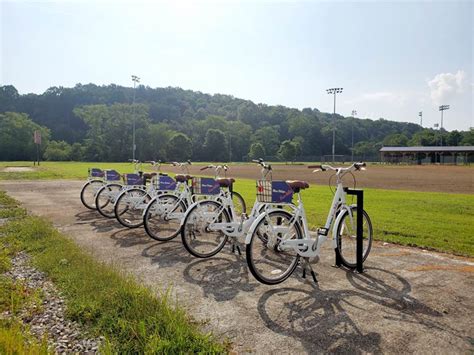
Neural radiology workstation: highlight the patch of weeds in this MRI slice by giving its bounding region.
[0,320,49,354]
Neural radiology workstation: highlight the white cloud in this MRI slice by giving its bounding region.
[428,70,466,105]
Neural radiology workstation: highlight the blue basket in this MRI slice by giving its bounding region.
[157,176,177,191]
[256,180,293,204]
[192,177,220,195]
[89,168,104,178]
[105,170,121,182]
[124,173,144,186]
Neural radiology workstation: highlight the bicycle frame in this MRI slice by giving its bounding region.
[143,181,193,220]
[245,175,356,259]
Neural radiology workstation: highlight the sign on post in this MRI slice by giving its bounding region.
[33,130,41,165]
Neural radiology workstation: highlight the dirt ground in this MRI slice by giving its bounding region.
[166,164,474,194]
[1,180,473,354]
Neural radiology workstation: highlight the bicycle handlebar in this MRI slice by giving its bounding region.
[308,162,366,173]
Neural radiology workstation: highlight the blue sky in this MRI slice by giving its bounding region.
[1,0,472,130]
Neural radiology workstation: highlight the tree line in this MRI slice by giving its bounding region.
[0,84,472,162]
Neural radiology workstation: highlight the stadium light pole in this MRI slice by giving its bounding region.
[131,75,140,161]
[438,105,449,146]
[419,111,423,127]
[351,110,357,162]
[327,87,343,162]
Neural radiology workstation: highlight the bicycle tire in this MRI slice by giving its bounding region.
[335,207,373,268]
[181,200,230,258]
[114,188,151,228]
[143,194,186,242]
[80,179,104,209]
[246,210,302,285]
[95,183,122,218]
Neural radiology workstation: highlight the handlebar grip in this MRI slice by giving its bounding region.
[307,165,321,169]
[200,166,209,171]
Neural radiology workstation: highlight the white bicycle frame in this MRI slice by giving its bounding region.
[144,181,194,221]
[181,160,295,240]
[245,163,362,258]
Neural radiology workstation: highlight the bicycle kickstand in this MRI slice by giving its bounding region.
[231,241,242,256]
[301,257,318,284]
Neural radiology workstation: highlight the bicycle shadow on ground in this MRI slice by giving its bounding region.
[109,227,155,248]
[141,239,195,269]
[74,210,121,233]
[183,251,259,302]
[257,267,443,353]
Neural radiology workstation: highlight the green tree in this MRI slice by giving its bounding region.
[460,129,474,145]
[248,142,266,160]
[204,129,228,161]
[166,133,192,161]
[252,126,280,156]
[278,140,296,163]
[0,112,50,161]
[44,140,72,161]
[383,133,408,146]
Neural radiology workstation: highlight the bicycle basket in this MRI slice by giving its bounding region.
[105,170,121,181]
[124,173,144,186]
[89,168,104,178]
[157,175,177,191]
[192,177,220,195]
[256,180,293,204]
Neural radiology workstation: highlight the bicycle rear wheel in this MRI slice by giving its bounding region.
[95,183,122,218]
[335,207,373,268]
[143,194,186,241]
[80,180,104,209]
[114,188,151,228]
[181,200,230,258]
[246,210,302,285]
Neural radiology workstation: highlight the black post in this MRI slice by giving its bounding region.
[340,188,364,273]
[36,143,40,166]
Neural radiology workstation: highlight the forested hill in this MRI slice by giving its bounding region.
[0,84,472,162]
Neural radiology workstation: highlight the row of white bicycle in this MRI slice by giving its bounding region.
[80,159,373,285]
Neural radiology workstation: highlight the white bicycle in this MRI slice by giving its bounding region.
[80,168,106,209]
[245,162,373,285]
[113,161,164,228]
[180,159,292,258]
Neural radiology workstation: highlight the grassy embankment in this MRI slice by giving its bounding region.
[0,191,227,353]
[0,161,473,257]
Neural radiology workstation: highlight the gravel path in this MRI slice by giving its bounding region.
[2,252,103,353]
[1,180,474,353]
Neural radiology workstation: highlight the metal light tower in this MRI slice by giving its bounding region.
[131,75,140,161]
[327,87,343,162]
[351,110,357,162]
[419,111,423,127]
[439,105,449,146]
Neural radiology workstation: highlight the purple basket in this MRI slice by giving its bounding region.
[124,173,144,186]
[192,177,220,195]
[105,170,121,182]
[89,168,104,178]
[256,180,293,204]
[157,176,177,191]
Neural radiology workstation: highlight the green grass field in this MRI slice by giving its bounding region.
[1,161,473,257]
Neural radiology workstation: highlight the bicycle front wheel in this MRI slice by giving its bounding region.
[181,200,230,258]
[114,188,151,228]
[143,194,186,242]
[335,207,373,268]
[95,183,122,218]
[246,210,302,285]
[80,180,104,209]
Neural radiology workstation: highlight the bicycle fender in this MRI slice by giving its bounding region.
[331,205,352,249]
[244,207,288,245]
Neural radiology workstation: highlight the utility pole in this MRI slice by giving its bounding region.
[438,105,449,146]
[351,110,357,162]
[326,88,343,162]
[131,75,140,161]
[419,111,423,127]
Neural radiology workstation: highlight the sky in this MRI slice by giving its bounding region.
[1,0,473,131]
